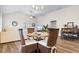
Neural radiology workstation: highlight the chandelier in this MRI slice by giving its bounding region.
[32,5,44,11]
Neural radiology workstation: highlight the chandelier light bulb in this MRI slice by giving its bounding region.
[32,5,44,11]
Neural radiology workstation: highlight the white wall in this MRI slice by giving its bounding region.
[0,7,2,32]
[37,6,79,36]
[1,12,37,43]
[0,16,2,32]
[3,12,36,31]
[0,6,2,43]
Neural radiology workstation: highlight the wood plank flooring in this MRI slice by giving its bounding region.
[0,37,79,53]
[57,38,79,53]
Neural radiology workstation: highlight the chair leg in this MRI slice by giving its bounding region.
[37,43,40,53]
[52,48,57,53]
[51,46,57,53]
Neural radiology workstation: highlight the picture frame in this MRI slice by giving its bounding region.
[12,21,18,26]
[32,23,35,27]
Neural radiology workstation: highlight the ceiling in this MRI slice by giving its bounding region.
[1,5,70,17]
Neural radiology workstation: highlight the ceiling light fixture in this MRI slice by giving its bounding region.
[30,15,35,19]
[32,5,44,11]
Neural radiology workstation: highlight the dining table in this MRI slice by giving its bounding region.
[27,32,48,52]
[27,32,48,41]
[27,32,48,53]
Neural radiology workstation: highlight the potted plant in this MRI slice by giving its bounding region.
[42,24,48,32]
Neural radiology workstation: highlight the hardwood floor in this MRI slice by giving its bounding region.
[0,42,20,53]
[57,38,79,53]
[0,37,79,53]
